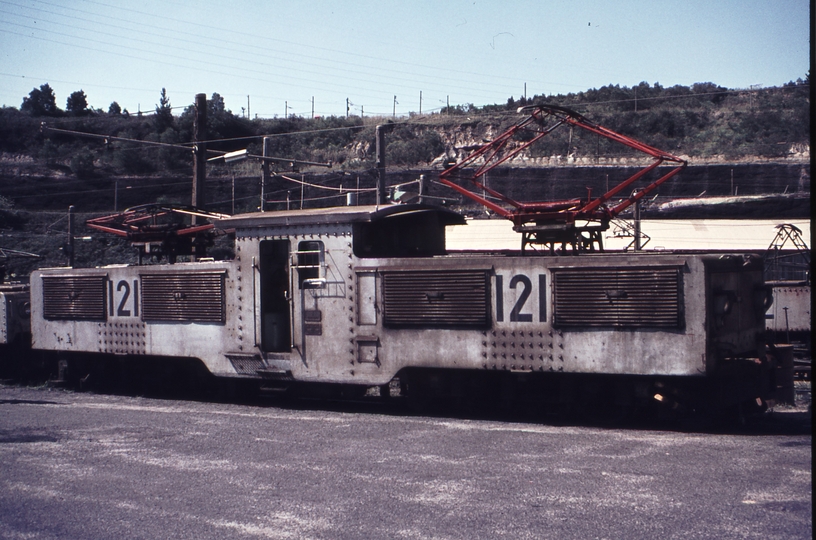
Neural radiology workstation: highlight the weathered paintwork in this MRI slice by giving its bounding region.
[766,285,811,333]
[31,261,245,376]
[29,205,768,388]
[0,286,29,345]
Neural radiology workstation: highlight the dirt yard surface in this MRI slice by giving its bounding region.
[0,384,810,539]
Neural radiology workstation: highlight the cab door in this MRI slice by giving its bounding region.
[259,240,291,352]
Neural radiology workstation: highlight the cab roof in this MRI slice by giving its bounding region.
[216,204,467,230]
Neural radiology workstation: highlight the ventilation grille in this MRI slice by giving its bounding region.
[42,275,107,321]
[382,270,489,328]
[141,272,225,323]
[552,267,682,328]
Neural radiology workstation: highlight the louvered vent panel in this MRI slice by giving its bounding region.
[141,272,225,323]
[382,270,489,328]
[42,275,107,321]
[553,267,682,328]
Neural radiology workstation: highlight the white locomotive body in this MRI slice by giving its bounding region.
[29,205,772,409]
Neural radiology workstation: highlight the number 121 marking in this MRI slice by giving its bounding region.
[495,274,546,323]
[109,279,139,318]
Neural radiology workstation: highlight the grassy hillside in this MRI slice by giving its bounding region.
[2,79,810,179]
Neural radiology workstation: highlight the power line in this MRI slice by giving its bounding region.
[0,12,520,108]
[57,0,535,91]
[276,174,377,193]
[0,3,519,103]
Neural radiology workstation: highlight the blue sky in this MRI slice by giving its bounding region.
[0,0,810,118]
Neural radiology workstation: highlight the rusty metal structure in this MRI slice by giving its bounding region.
[763,224,811,380]
[86,204,230,263]
[439,105,687,252]
[764,223,810,283]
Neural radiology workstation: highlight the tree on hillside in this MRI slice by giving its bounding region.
[66,90,89,116]
[108,101,122,115]
[690,82,728,104]
[21,84,60,116]
[209,92,227,116]
[70,147,95,178]
[154,88,174,132]
[178,92,253,144]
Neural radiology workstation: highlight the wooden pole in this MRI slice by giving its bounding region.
[191,93,207,260]
[68,205,75,268]
[192,93,207,213]
[375,125,389,205]
[261,137,270,212]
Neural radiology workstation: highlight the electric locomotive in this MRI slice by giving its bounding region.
[29,203,774,412]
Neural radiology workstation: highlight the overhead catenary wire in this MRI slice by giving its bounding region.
[276,174,377,193]
[0,19,512,111]
[0,2,656,114]
[8,183,188,200]
[0,6,505,106]
[36,116,370,148]
[42,124,194,151]
[3,0,808,119]
[3,0,534,100]
[264,192,354,205]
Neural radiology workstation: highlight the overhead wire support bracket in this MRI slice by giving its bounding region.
[207,148,332,169]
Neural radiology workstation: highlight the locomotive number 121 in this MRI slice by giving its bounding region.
[495,273,546,323]
[108,279,139,318]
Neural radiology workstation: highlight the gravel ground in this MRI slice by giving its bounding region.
[0,383,811,540]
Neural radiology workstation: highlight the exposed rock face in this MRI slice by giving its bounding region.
[0,137,809,219]
[385,162,810,218]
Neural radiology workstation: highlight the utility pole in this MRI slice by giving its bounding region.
[192,93,207,214]
[419,91,422,115]
[68,205,75,268]
[346,98,349,118]
[247,95,250,119]
[191,93,207,261]
[311,96,314,118]
[260,137,270,212]
[375,124,392,205]
[393,96,397,117]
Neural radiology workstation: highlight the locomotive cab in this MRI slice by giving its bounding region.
[219,204,467,382]
[352,206,459,258]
